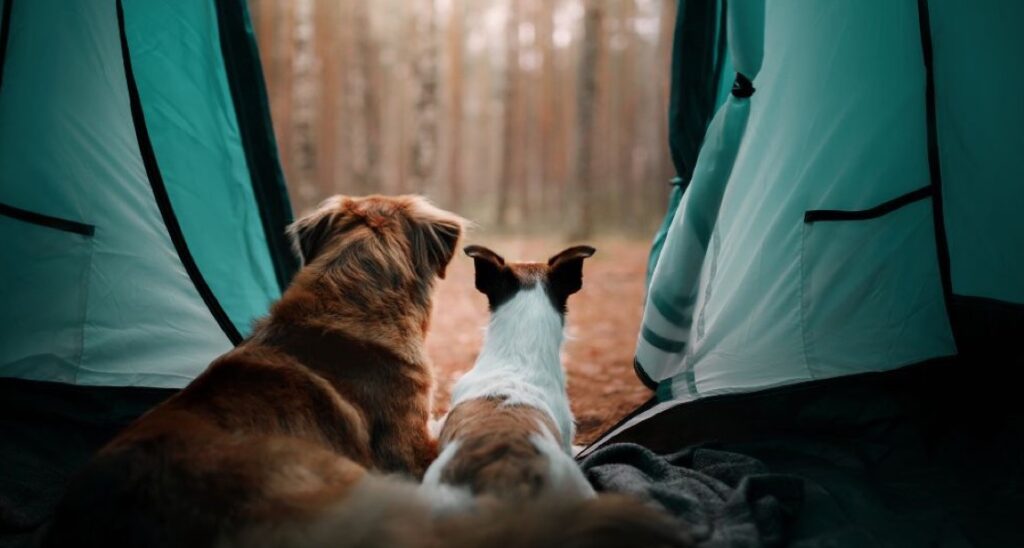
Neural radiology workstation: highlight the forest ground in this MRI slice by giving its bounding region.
[426,235,654,446]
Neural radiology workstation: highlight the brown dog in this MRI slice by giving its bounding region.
[42,195,464,548]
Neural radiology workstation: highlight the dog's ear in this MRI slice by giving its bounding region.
[287,208,340,265]
[465,245,517,307]
[405,197,466,279]
[415,217,463,279]
[546,245,596,302]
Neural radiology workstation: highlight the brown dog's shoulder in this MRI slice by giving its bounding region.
[47,195,467,547]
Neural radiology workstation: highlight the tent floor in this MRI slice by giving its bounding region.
[581,355,1024,546]
[3,353,1023,546]
[0,379,174,547]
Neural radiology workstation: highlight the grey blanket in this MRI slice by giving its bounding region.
[580,443,803,548]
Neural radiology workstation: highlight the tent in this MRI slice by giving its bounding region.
[1,0,1023,546]
[579,0,1024,544]
[627,0,1023,406]
[0,1,295,542]
[0,0,296,388]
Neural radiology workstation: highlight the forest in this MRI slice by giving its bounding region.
[249,0,678,238]
[248,0,680,440]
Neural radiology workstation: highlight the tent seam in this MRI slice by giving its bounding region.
[116,0,243,347]
[0,0,13,93]
[73,237,96,386]
[915,0,958,351]
[799,222,813,380]
[212,0,298,292]
[0,202,94,236]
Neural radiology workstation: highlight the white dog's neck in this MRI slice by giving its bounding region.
[474,286,566,387]
[450,285,576,449]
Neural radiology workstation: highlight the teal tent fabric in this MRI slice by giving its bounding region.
[639,0,1020,404]
[125,0,279,337]
[929,0,1024,303]
[0,0,294,388]
[646,0,730,287]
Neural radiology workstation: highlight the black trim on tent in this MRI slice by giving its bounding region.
[116,0,243,346]
[633,358,659,391]
[916,0,957,338]
[212,0,299,292]
[0,0,13,92]
[803,185,932,223]
[0,202,95,236]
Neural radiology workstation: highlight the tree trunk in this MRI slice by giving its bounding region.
[618,0,640,231]
[495,0,520,229]
[570,2,602,240]
[291,0,317,210]
[651,0,677,213]
[445,0,465,211]
[537,0,557,224]
[409,0,440,197]
[517,0,537,228]
[347,0,381,196]
[315,0,345,199]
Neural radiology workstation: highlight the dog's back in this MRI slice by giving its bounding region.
[41,195,466,547]
[43,349,371,548]
[429,396,593,502]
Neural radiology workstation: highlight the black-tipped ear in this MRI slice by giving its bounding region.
[547,245,596,302]
[287,210,339,264]
[465,245,516,308]
[465,245,504,267]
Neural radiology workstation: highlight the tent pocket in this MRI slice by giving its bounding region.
[799,189,955,379]
[0,203,95,383]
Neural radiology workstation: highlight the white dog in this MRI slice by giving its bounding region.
[423,245,597,505]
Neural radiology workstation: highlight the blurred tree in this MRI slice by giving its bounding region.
[290,0,317,206]
[315,0,344,200]
[445,0,465,210]
[570,1,602,239]
[654,0,678,188]
[253,0,674,236]
[496,0,519,228]
[537,0,557,220]
[410,0,440,197]
[347,0,381,197]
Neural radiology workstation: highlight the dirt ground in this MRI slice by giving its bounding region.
[425,236,654,446]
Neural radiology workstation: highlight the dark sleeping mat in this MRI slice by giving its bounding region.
[581,442,803,547]
[580,356,1024,547]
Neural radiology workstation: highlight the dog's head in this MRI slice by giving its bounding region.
[464,245,596,315]
[287,195,466,288]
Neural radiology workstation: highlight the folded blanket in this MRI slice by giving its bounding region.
[580,443,803,548]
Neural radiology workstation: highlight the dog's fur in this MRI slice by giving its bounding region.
[424,245,597,502]
[41,195,464,548]
[422,246,692,547]
[40,203,687,548]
